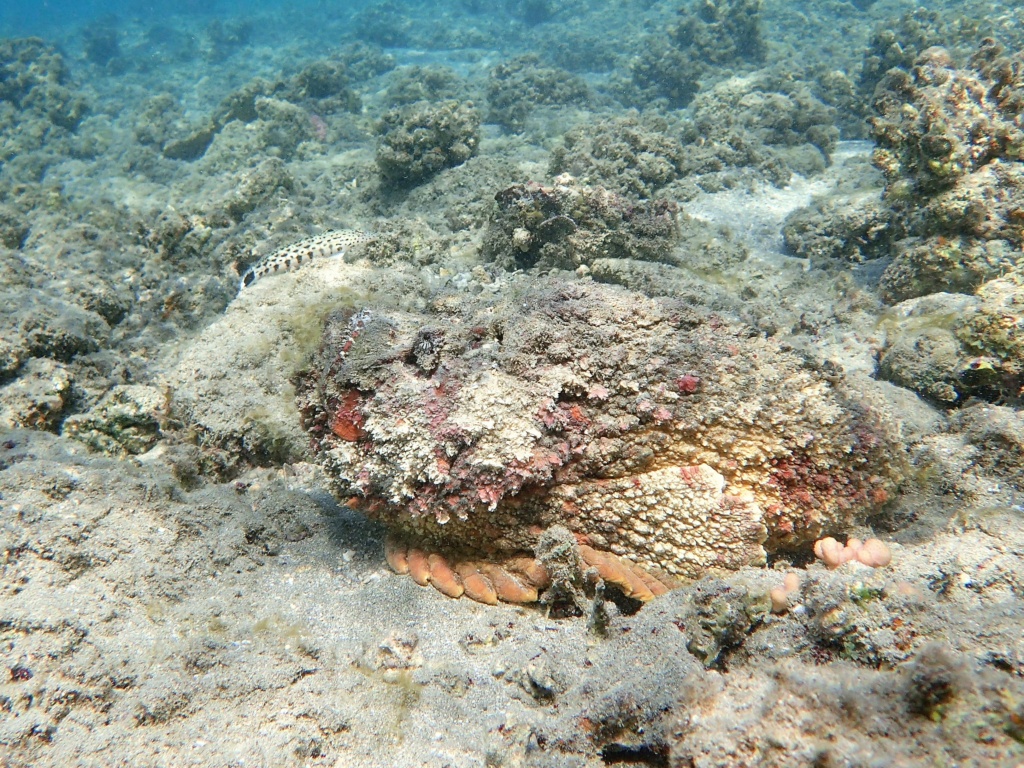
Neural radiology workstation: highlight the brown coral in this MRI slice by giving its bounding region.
[295,279,903,604]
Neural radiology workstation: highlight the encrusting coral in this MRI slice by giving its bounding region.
[295,278,904,605]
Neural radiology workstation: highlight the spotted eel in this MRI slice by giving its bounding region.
[239,230,376,290]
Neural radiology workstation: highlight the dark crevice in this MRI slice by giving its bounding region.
[600,743,670,766]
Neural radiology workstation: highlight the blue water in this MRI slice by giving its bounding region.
[0,0,351,36]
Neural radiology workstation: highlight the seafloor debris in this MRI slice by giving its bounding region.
[295,278,904,605]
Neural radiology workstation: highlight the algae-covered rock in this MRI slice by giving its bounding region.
[686,72,839,178]
[868,42,1024,304]
[879,326,966,406]
[549,113,688,199]
[0,37,88,131]
[952,403,1024,485]
[877,292,980,405]
[555,72,839,201]
[157,56,360,162]
[871,40,1024,198]
[954,272,1024,401]
[878,277,1024,405]
[858,9,980,101]
[623,0,767,109]
[62,384,168,456]
[250,97,317,158]
[0,358,72,431]
[384,65,462,107]
[5,289,107,363]
[783,191,899,265]
[375,100,480,189]
[879,236,1020,304]
[482,175,679,271]
[485,55,589,132]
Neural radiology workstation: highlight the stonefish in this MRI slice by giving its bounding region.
[295,278,903,605]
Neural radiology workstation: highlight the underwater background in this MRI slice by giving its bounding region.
[1,0,1024,766]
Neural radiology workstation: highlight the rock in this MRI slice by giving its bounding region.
[375,100,480,189]
[0,358,72,431]
[62,384,168,456]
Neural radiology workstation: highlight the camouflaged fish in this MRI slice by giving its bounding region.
[239,230,376,290]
